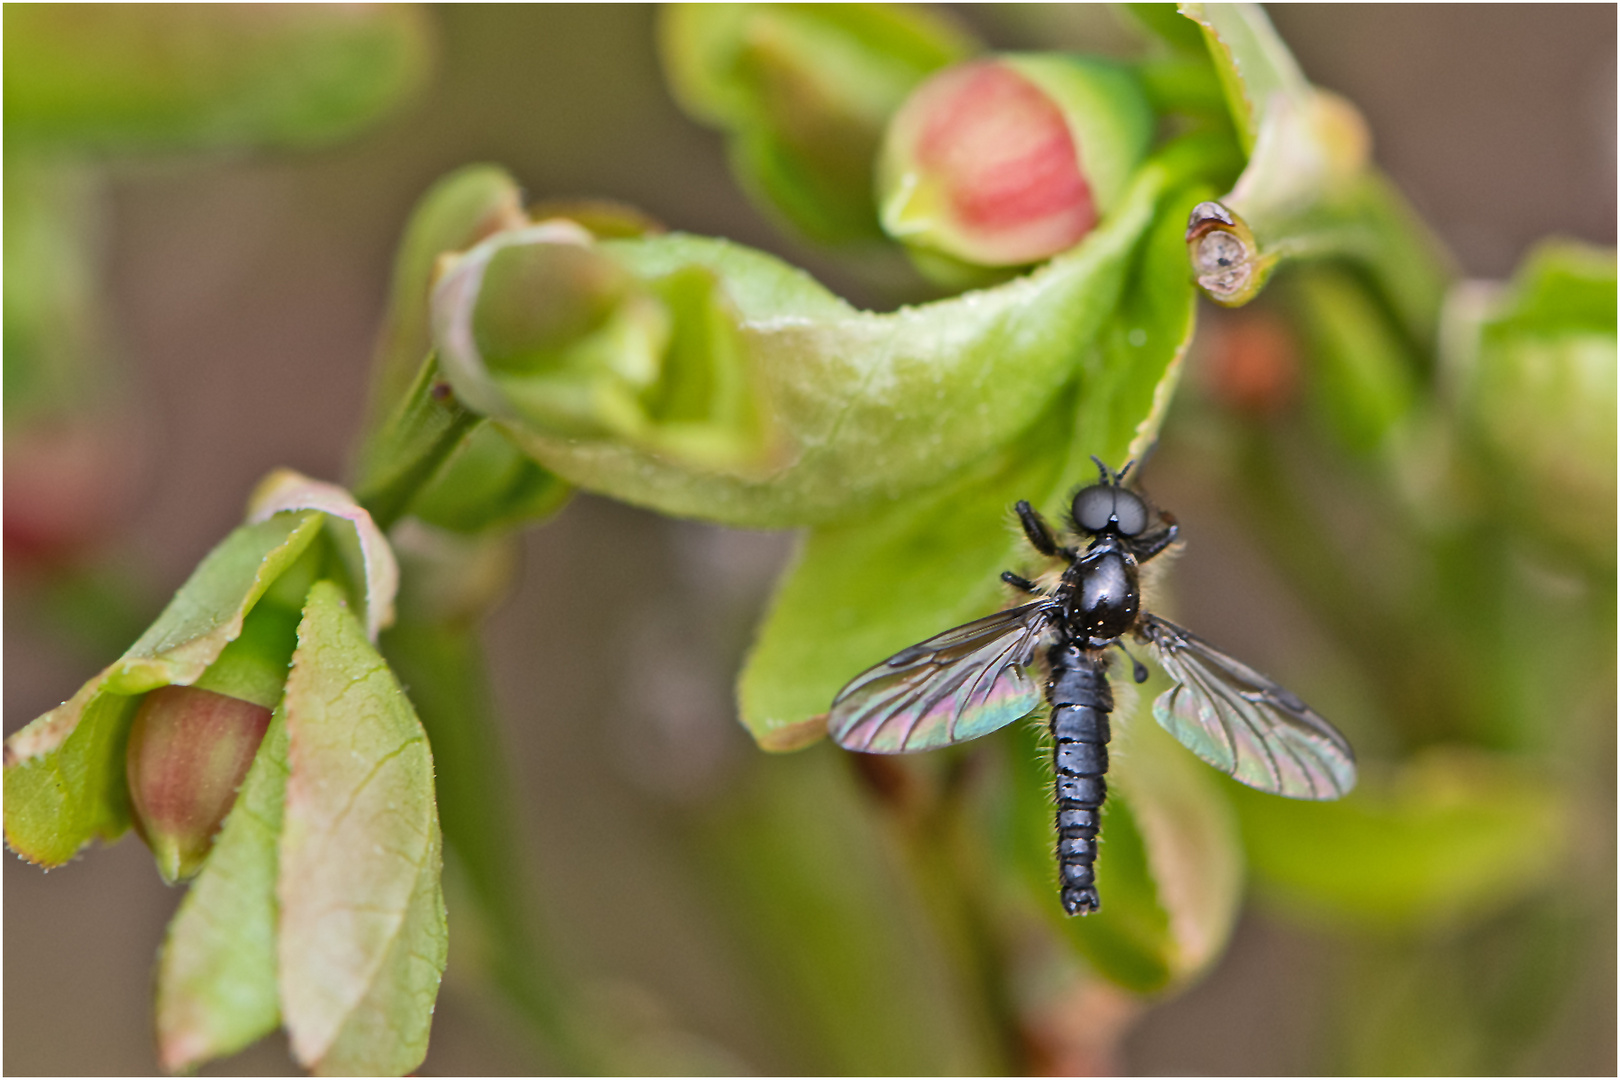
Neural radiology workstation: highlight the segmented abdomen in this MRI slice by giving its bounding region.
[1047,644,1112,916]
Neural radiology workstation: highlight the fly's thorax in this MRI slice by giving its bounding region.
[1062,539,1140,645]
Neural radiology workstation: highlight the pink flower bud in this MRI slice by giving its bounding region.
[125,685,272,884]
[878,55,1152,270]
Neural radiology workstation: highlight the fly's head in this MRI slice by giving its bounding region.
[1069,457,1177,565]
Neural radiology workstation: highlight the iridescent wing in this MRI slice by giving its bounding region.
[1136,614,1356,799]
[829,601,1058,754]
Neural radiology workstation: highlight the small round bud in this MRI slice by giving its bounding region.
[126,685,272,884]
[878,55,1153,271]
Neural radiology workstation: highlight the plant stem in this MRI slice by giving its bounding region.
[352,352,480,532]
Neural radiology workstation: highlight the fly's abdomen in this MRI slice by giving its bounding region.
[1047,645,1112,916]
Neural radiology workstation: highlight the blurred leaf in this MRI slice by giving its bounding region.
[1448,242,1617,563]
[690,744,1002,1073]
[660,3,978,244]
[1287,265,1420,457]
[3,511,322,866]
[156,704,290,1073]
[4,4,432,152]
[365,164,528,427]
[2,158,112,423]
[1108,708,1243,981]
[403,422,572,535]
[489,152,1186,527]
[999,716,1172,994]
[278,581,446,1076]
[1125,3,1210,54]
[1229,749,1571,928]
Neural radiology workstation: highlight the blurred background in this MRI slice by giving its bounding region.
[5,5,1614,1074]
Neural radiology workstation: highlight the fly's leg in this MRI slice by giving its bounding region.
[1047,644,1112,916]
[1001,571,1040,594]
[1015,500,1070,558]
[1113,641,1149,684]
[1129,515,1179,562]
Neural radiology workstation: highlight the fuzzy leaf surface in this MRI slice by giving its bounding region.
[278,581,446,1076]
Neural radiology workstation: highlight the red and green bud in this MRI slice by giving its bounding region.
[125,686,273,884]
[877,55,1152,275]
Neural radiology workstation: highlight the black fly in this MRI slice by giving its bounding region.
[828,459,1356,916]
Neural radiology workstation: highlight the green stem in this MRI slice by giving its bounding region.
[351,352,480,532]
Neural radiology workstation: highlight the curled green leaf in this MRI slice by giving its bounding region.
[5,470,397,874]
[3,510,322,866]
[249,469,398,641]
[1179,4,1432,307]
[434,218,778,475]
[278,581,446,1076]
[453,152,1203,529]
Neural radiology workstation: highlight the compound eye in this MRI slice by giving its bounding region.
[1112,491,1149,536]
[1072,485,1116,533]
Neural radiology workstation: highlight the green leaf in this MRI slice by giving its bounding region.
[1105,704,1243,981]
[4,5,431,153]
[1178,3,1448,321]
[1177,2,1308,153]
[488,154,1183,527]
[156,704,290,1073]
[1449,241,1617,562]
[3,157,115,424]
[3,511,323,866]
[1228,749,1572,929]
[277,581,446,1076]
[1287,265,1420,457]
